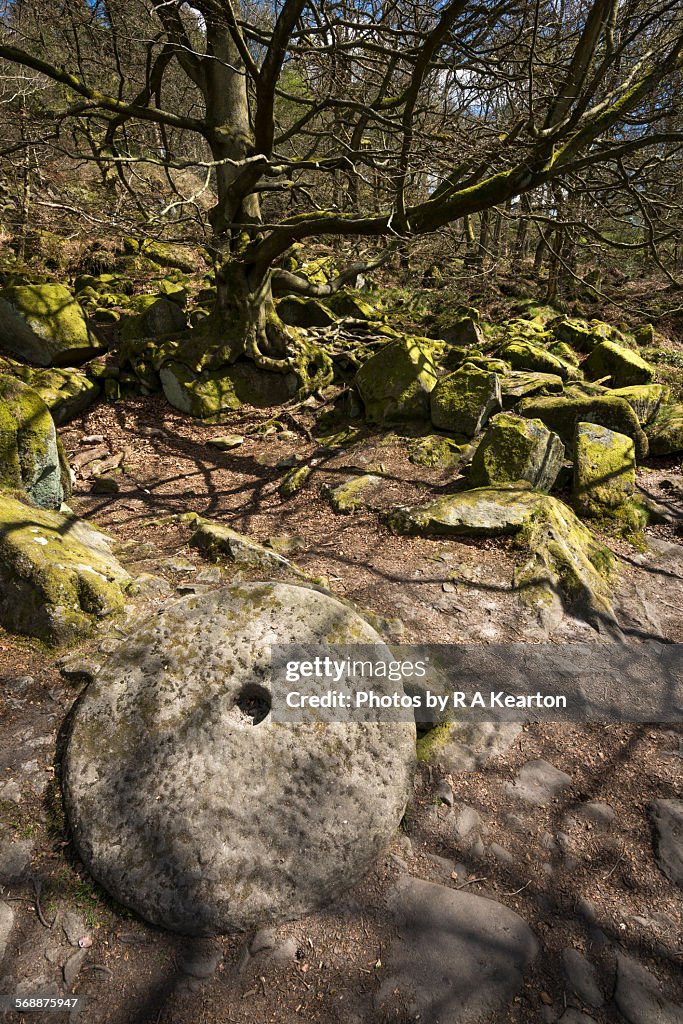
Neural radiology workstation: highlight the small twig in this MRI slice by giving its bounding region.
[604,851,626,879]
[502,880,531,896]
[455,876,487,889]
[81,964,113,977]
[32,877,55,929]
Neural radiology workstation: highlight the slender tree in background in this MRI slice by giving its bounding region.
[1,0,682,379]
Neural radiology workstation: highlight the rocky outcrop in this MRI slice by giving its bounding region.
[468,412,564,491]
[355,337,438,424]
[0,284,104,366]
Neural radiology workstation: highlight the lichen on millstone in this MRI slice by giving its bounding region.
[321,474,382,513]
[0,494,128,642]
[573,423,636,518]
[583,341,654,387]
[430,362,501,436]
[518,394,648,460]
[644,402,683,455]
[389,487,616,622]
[610,384,668,426]
[0,374,64,508]
[62,582,415,934]
[500,370,564,408]
[499,339,579,381]
[468,412,564,492]
[0,284,104,367]
[355,337,437,425]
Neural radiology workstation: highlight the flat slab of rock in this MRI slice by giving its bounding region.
[648,799,683,887]
[614,953,683,1024]
[504,758,572,805]
[189,517,298,573]
[63,583,415,934]
[376,875,538,1023]
[417,720,521,773]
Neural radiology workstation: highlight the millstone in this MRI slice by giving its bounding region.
[63,582,415,935]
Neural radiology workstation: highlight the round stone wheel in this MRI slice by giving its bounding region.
[63,582,415,934]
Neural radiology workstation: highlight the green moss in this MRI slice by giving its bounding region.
[499,339,580,381]
[0,374,63,508]
[609,384,667,426]
[644,402,683,455]
[518,394,648,460]
[573,422,636,518]
[416,721,454,761]
[321,474,381,513]
[0,283,102,367]
[583,341,654,387]
[408,435,465,468]
[430,362,502,436]
[355,337,438,425]
[468,412,564,491]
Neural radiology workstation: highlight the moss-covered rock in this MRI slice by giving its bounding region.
[500,370,564,408]
[0,284,104,367]
[609,384,668,426]
[468,412,564,492]
[518,394,648,460]
[430,362,501,436]
[277,296,337,328]
[280,463,312,497]
[583,341,654,387]
[388,487,616,622]
[645,403,683,455]
[438,315,483,347]
[139,240,196,274]
[573,423,636,518]
[321,474,382,513]
[118,294,188,342]
[551,317,613,353]
[499,339,579,382]
[355,338,438,425]
[633,324,655,346]
[189,517,300,573]
[160,359,297,420]
[326,290,377,320]
[0,375,64,509]
[7,364,100,425]
[0,494,128,642]
[547,341,580,366]
[408,435,465,469]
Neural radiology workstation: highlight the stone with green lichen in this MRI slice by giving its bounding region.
[469,412,564,492]
[547,341,580,366]
[573,423,636,518]
[321,474,382,513]
[0,361,100,425]
[388,486,616,623]
[0,493,128,642]
[466,356,510,375]
[417,721,522,771]
[500,370,564,408]
[160,360,297,420]
[634,324,655,346]
[408,435,465,469]
[438,315,483,347]
[583,341,654,387]
[326,291,376,320]
[610,384,668,426]
[190,517,303,573]
[119,294,188,342]
[645,403,683,455]
[206,434,244,451]
[430,362,501,436]
[280,463,312,497]
[0,375,64,508]
[499,339,580,382]
[0,284,104,367]
[139,240,196,274]
[355,337,438,425]
[156,280,188,306]
[551,317,613,353]
[277,296,336,328]
[518,393,648,460]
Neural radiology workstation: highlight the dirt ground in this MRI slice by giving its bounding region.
[1,393,682,1024]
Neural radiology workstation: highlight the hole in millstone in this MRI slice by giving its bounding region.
[234,683,271,725]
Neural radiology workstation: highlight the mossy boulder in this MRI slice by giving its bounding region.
[500,370,564,408]
[160,360,297,421]
[583,341,654,387]
[355,338,438,425]
[0,494,128,642]
[0,375,64,508]
[9,364,100,425]
[518,394,648,460]
[280,464,312,497]
[0,284,104,367]
[408,435,465,469]
[469,412,564,492]
[610,384,668,426]
[119,295,188,342]
[189,518,299,572]
[551,317,612,353]
[633,324,655,346]
[645,403,683,455]
[388,487,616,622]
[430,362,501,436]
[438,315,483,347]
[499,339,579,382]
[326,291,376,320]
[277,296,337,328]
[547,341,580,366]
[573,423,636,518]
[321,474,382,513]
[139,240,196,274]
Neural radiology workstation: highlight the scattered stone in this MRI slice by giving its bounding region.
[0,283,104,366]
[376,875,538,1024]
[63,948,87,988]
[561,947,604,1008]
[434,780,454,807]
[610,384,667,425]
[583,341,654,387]
[321,474,382,513]
[500,369,564,407]
[62,910,87,947]
[206,434,244,451]
[279,463,312,497]
[551,317,613,353]
[91,475,120,495]
[430,362,502,436]
[489,842,514,865]
[408,434,465,469]
[8,365,100,425]
[190,518,299,573]
[0,495,128,643]
[63,583,415,933]
[277,296,336,328]
[645,403,683,455]
[355,337,438,424]
[0,838,34,886]
[504,759,572,806]
[453,806,482,842]
[0,902,15,963]
[195,566,222,583]
[269,937,299,963]
[0,374,65,508]
[614,953,683,1024]
[468,412,564,491]
[648,799,683,887]
[250,928,276,954]
[417,721,521,773]
[564,802,616,829]
[573,423,636,517]
[440,315,483,347]
[518,394,648,460]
